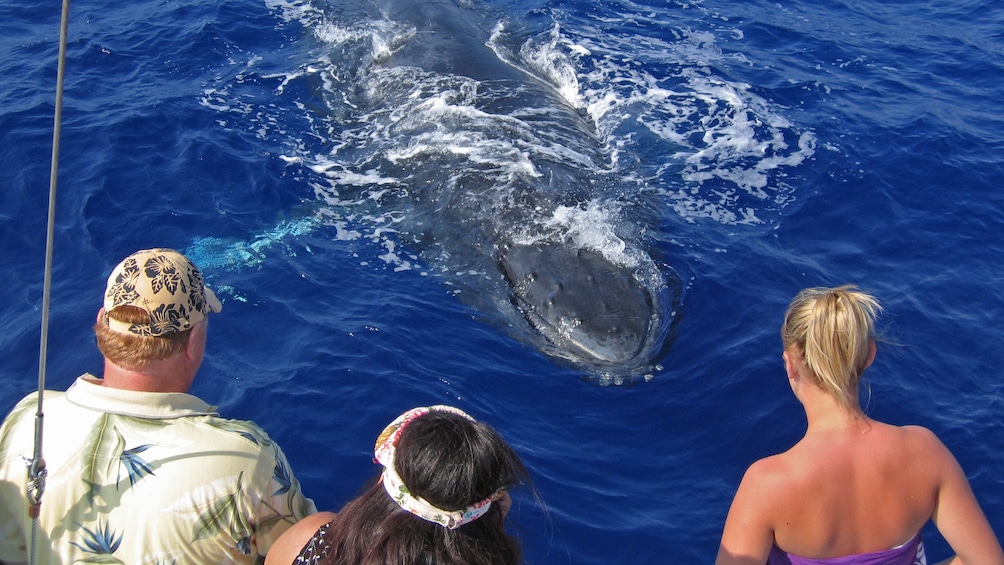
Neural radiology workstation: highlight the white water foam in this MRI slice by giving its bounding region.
[199,0,815,274]
[486,15,816,226]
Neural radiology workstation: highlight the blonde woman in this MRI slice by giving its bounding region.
[716,286,1003,565]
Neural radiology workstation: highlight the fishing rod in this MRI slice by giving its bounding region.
[25,0,72,561]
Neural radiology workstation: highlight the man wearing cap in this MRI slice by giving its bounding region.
[0,248,316,564]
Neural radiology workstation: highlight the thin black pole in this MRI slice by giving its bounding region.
[26,0,72,561]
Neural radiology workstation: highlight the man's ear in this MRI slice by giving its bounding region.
[183,321,205,358]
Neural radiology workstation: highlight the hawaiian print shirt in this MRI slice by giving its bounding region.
[0,375,316,564]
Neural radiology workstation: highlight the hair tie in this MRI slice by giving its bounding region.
[374,406,502,530]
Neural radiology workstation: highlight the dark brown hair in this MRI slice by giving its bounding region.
[320,411,528,565]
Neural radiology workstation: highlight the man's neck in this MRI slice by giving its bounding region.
[101,358,194,393]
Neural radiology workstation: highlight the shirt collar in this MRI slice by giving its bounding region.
[66,374,219,419]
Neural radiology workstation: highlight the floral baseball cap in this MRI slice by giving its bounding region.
[103,248,222,337]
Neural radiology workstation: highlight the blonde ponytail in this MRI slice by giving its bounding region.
[781,286,881,410]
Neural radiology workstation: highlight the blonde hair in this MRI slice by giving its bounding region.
[781,285,881,410]
[94,306,189,370]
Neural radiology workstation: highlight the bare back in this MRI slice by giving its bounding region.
[766,420,940,557]
[717,406,1003,565]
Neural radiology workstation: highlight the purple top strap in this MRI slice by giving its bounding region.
[767,533,926,565]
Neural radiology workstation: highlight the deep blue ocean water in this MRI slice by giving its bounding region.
[1,0,1002,562]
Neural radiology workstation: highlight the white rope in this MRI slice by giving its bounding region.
[26,0,72,562]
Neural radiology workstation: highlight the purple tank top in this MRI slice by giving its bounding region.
[767,532,926,565]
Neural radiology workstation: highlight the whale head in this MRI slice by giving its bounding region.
[499,241,671,374]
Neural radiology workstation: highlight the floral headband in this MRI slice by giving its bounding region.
[374,406,503,530]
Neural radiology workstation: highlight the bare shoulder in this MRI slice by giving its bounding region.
[716,453,794,564]
[264,511,337,565]
[744,452,789,483]
[890,424,968,489]
[898,425,954,459]
[750,446,807,479]
[736,451,801,506]
[898,423,939,441]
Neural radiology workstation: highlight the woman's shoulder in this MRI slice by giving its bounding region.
[897,424,962,474]
[265,511,338,565]
[884,423,952,460]
[857,421,958,494]
[896,423,939,442]
[738,450,808,499]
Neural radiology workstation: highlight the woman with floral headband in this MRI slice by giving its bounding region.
[266,406,529,565]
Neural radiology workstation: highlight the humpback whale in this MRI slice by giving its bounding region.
[193,0,683,379]
[357,0,680,377]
